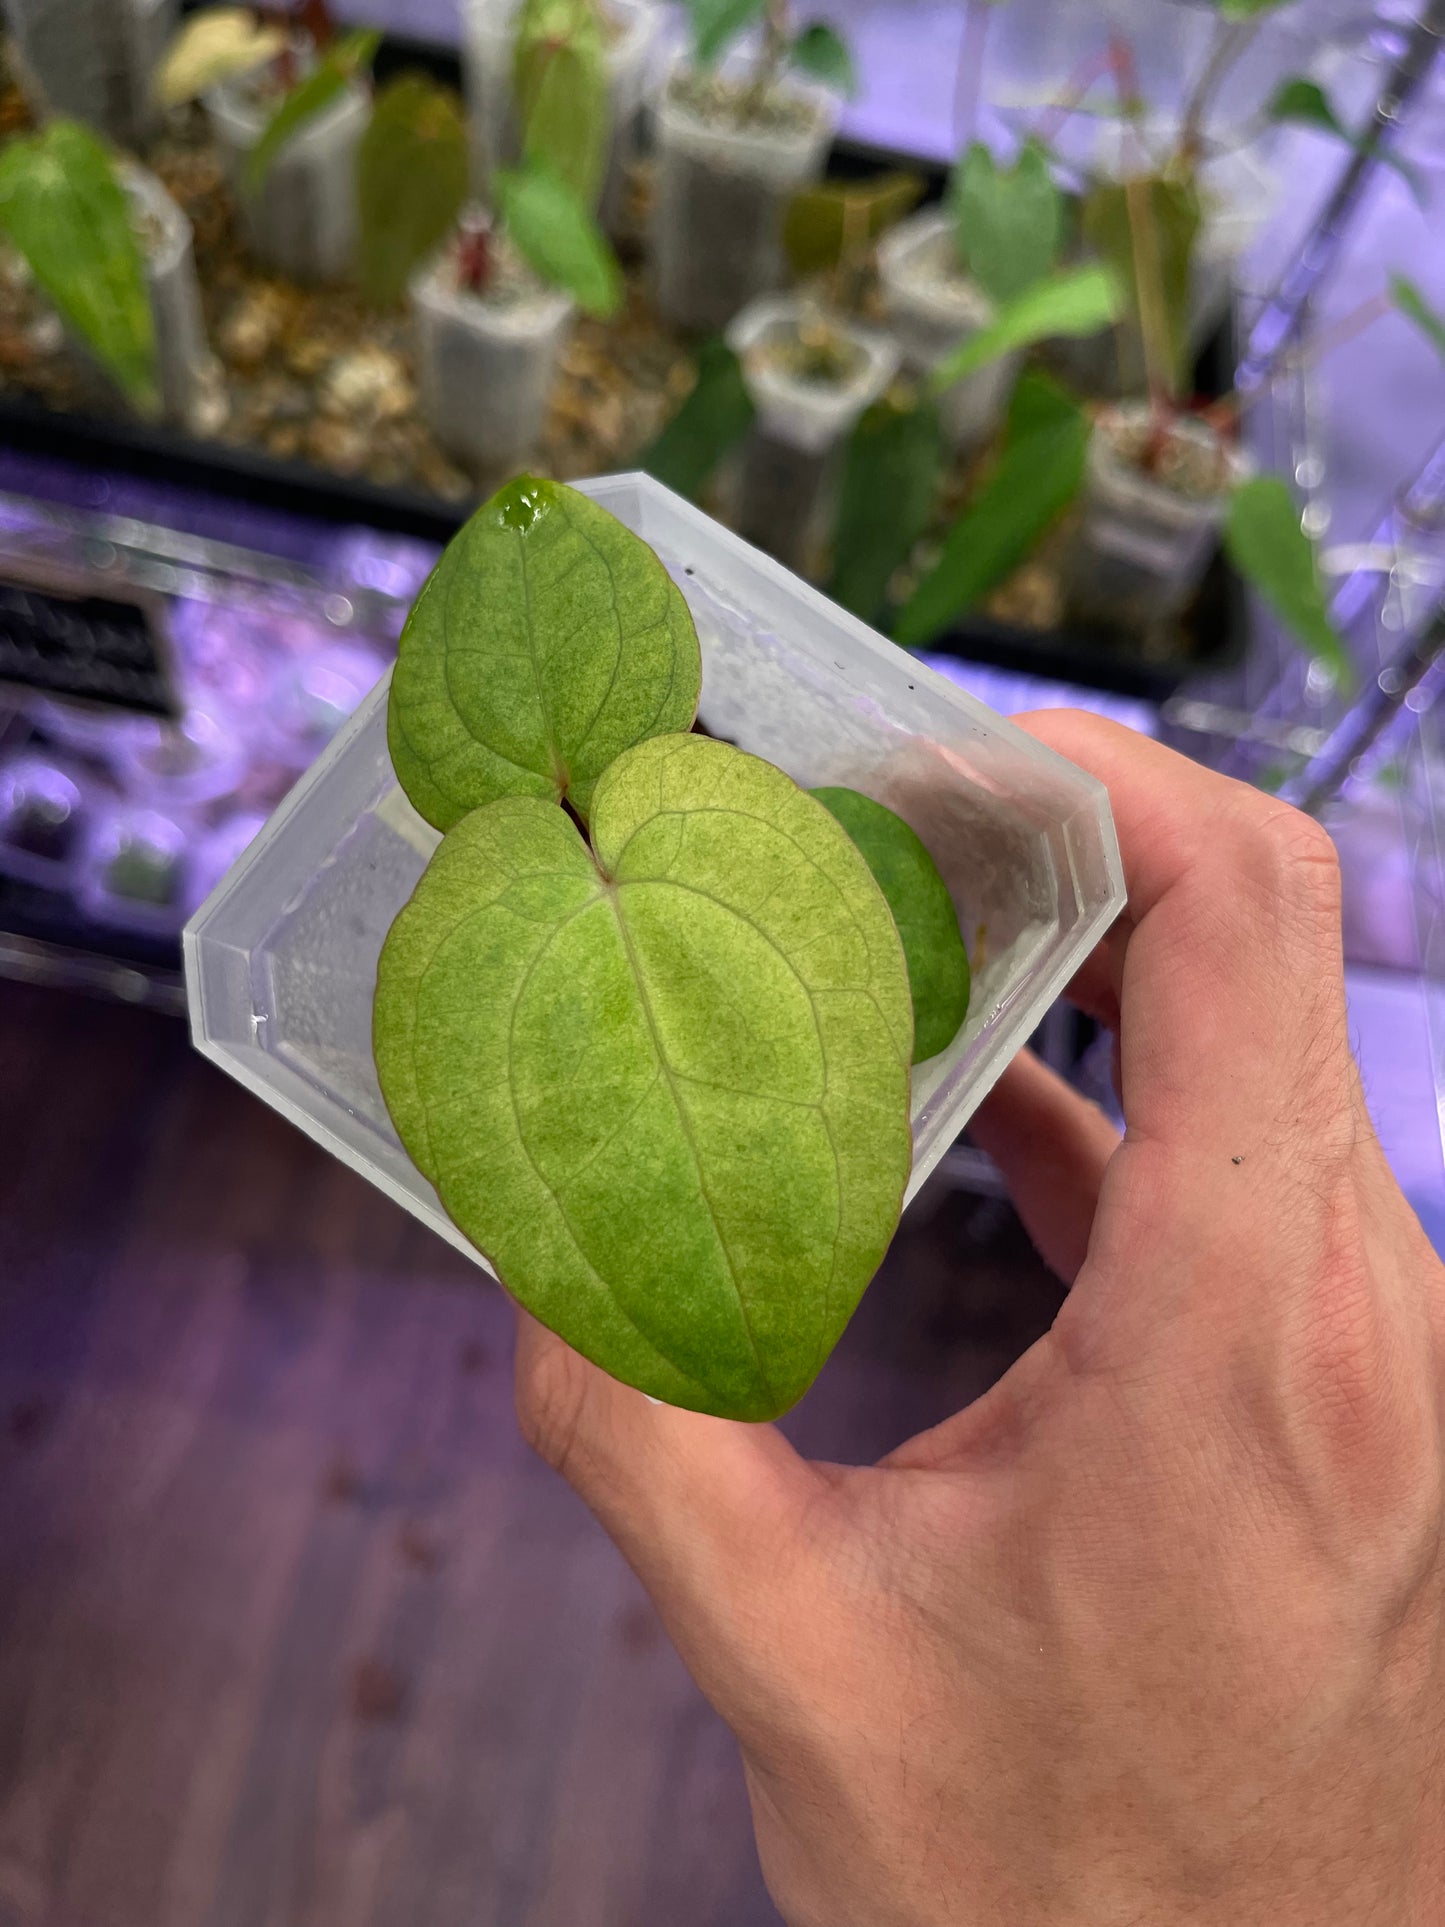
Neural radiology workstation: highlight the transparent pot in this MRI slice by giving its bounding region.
[185,472,1127,1268]
[0,749,92,890]
[1061,404,1252,629]
[651,59,836,333]
[411,256,573,482]
[207,68,370,284]
[3,0,177,147]
[726,294,899,573]
[81,799,192,933]
[122,164,220,430]
[877,209,1019,453]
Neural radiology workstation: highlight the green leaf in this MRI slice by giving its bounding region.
[811,787,969,1061]
[950,138,1063,306]
[374,732,914,1420]
[929,264,1121,391]
[1391,274,1445,363]
[513,0,610,209]
[685,0,767,67]
[356,74,470,308]
[1223,476,1353,688]
[0,122,157,410]
[388,476,702,828]
[783,170,923,278]
[828,392,942,625]
[245,27,379,191]
[1081,173,1201,398]
[493,158,623,316]
[895,371,1089,647]
[1219,0,1291,16]
[638,337,755,500]
[789,21,856,95]
[1266,76,1426,206]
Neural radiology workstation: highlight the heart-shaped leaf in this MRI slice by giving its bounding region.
[685,0,767,67]
[928,264,1122,392]
[493,157,623,316]
[375,732,914,1419]
[1223,475,1353,688]
[811,786,969,1062]
[513,0,610,209]
[639,336,755,500]
[789,21,856,96]
[357,74,470,308]
[388,476,702,829]
[951,138,1063,307]
[246,27,379,192]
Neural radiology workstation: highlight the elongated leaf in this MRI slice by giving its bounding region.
[829,392,942,625]
[1082,173,1200,397]
[789,21,856,95]
[0,122,157,410]
[685,0,767,66]
[155,8,286,106]
[1224,476,1352,687]
[374,732,914,1419]
[245,27,379,190]
[929,264,1121,391]
[950,138,1063,306]
[1391,274,1445,363]
[357,74,469,307]
[1220,0,1290,14]
[1267,77,1426,205]
[811,786,969,1061]
[895,371,1089,647]
[493,158,623,316]
[783,170,923,277]
[514,0,610,209]
[389,477,701,827]
[639,337,755,500]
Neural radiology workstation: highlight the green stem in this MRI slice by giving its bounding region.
[743,0,791,119]
[1108,34,1175,423]
[1178,14,1259,164]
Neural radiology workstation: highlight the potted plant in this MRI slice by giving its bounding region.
[650,0,854,332]
[3,0,177,148]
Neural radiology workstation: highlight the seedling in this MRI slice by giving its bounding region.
[374,475,971,1418]
[683,0,856,109]
[356,72,470,307]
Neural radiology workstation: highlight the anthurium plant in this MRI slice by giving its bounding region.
[683,0,857,105]
[374,476,972,1419]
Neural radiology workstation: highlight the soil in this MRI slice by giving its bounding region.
[1103,408,1235,500]
[753,317,867,388]
[667,66,823,139]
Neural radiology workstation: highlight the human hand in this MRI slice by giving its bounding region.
[513,713,1445,1927]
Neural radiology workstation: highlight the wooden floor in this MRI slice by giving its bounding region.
[0,979,1062,1927]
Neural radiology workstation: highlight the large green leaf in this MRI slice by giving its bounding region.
[638,336,755,500]
[388,476,701,828]
[0,121,157,410]
[375,733,914,1419]
[929,264,1121,391]
[245,27,380,191]
[513,0,610,209]
[1266,77,1425,205]
[789,22,856,95]
[357,74,470,307]
[828,392,942,625]
[1223,476,1352,687]
[811,786,969,1062]
[685,0,767,66]
[1081,173,1201,398]
[783,170,923,277]
[950,138,1063,306]
[493,158,623,316]
[895,371,1089,647]
[1391,274,1445,363]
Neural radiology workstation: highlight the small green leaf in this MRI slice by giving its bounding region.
[929,264,1121,391]
[1219,0,1291,14]
[789,21,856,95]
[1224,476,1353,688]
[245,27,379,191]
[895,371,1089,647]
[493,158,623,316]
[357,75,470,308]
[1391,274,1445,363]
[811,787,969,1061]
[684,0,767,67]
[1082,173,1200,398]
[388,476,702,828]
[513,0,610,209]
[950,138,1063,306]
[1267,76,1426,205]
[0,121,157,410]
[374,733,914,1420]
[829,392,942,625]
[638,337,755,500]
[783,170,923,278]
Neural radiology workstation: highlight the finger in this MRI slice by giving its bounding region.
[970,1048,1120,1282]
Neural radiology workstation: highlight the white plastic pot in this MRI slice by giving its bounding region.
[123,165,219,430]
[3,0,177,147]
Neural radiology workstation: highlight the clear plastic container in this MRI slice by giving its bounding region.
[113,704,248,808]
[0,750,92,890]
[651,58,836,333]
[185,473,1126,1270]
[1061,404,1252,629]
[726,294,899,571]
[122,164,220,431]
[81,800,192,933]
[411,254,573,481]
[877,209,1019,453]
[207,65,370,284]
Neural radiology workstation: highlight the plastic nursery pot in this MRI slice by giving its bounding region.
[80,799,192,933]
[1060,403,1253,631]
[410,252,574,483]
[0,750,92,890]
[207,59,371,285]
[112,704,249,809]
[120,164,220,430]
[877,209,1019,454]
[7,0,177,148]
[726,294,899,573]
[183,473,1126,1270]
[651,58,837,334]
